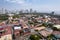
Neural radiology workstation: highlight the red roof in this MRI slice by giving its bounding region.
[0,28,3,30]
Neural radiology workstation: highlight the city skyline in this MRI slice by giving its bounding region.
[0,0,60,13]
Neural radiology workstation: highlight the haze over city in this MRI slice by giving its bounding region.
[0,0,60,40]
[0,0,60,14]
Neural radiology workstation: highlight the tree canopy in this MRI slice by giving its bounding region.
[0,14,9,21]
[29,34,42,40]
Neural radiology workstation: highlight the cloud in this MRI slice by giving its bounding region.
[4,0,60,13]
[5,0,25,4]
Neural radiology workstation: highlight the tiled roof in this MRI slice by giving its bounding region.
[39,28,53,37]
[53,31,60,38]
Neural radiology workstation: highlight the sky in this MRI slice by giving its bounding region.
[0,0,60,13]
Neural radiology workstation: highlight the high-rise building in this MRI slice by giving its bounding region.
[5,9,8,14]
[25,9,29,13]
[2,8,3,14]
[30,8,33,13]
[34,10,37,13]
[19,10,23,14]
[51,11,54,15]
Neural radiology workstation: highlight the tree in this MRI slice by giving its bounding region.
[12,14,19,18]
[42,23,53,27]
[29,34,41,40]
[47,23,53,27]
[0,14,9,21]
[28,21,34,25]
[47,34,56,40]
[51,27,58,31]
[42,23,48,27]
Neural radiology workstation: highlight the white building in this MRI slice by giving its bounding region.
[53,25,60,29]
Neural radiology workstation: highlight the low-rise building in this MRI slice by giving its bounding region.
[53,31,60,39]
[0,25,12,40]
[39,28,53,37]
[53,25,60,29]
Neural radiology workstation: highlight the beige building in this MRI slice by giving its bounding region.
[0,34,12,40]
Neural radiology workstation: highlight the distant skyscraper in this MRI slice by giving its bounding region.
[19,10,23,14]
[25,9,29,13]
[5,9,8,14]
[15,10,19,14]
[1,8,8,14]
[34,10,37,13]
[2,8,3,14]
[30,8,33,13]
[51,11,54,15]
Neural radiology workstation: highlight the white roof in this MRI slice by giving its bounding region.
[14,27,21,30]
[0,26,3,28]
[53,25,60,29]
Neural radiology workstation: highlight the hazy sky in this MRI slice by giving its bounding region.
[0,0,60,12]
